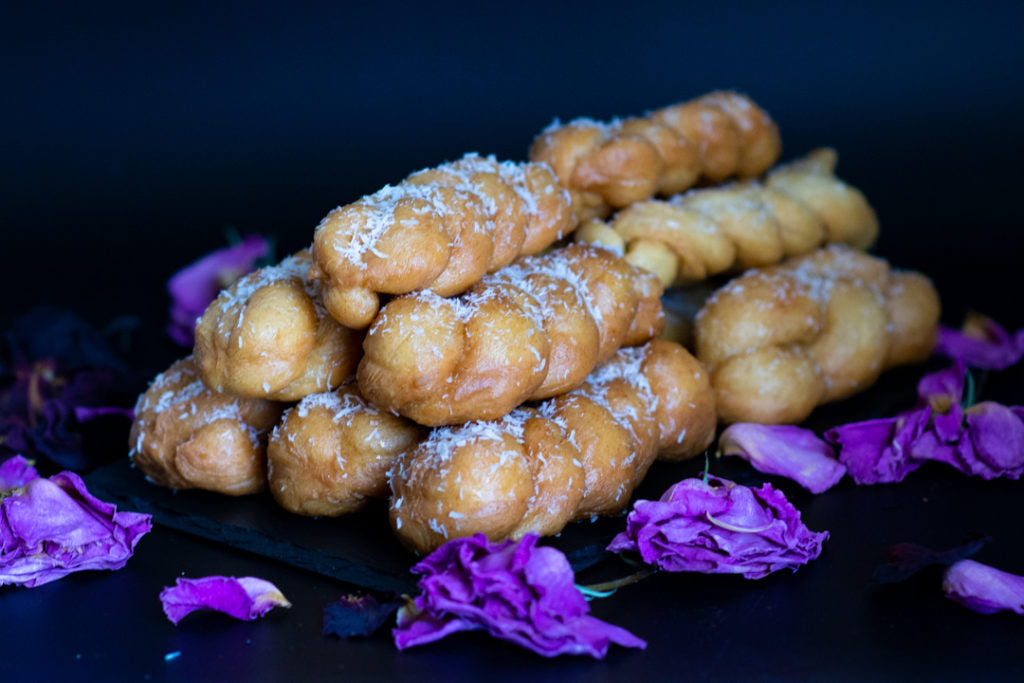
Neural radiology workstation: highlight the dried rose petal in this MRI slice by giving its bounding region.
[935,312,1024,370]
[825,408,931,484]
[943,559,1024,615]
[323,593,403,638]
[948,402,1024,479]
[160,575,291,625]
[871,536,988,583]
[0,470,151,587]
[73,405,135,422]
[394,533,646,658]
[917,361,967,441]
[166,234,270,346]
[719,423,846,493]
[607,476,827,579]
[0,455,39,489]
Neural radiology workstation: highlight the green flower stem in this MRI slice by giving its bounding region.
[577,566,657,599]
[962,368,976,409]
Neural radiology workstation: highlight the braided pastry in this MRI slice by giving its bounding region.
[529,90,781,221]
[310,153,574,329]
[357,243,665,426]
[389,339,716,555]
[695,245,940,425]
[129,357,284,495]
[576,148,879,286]
[194,250,362,401]
[266,384,425,517]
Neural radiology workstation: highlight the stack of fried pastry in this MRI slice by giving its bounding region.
[530,90,782,221]
[695,245,940,425]
[576,148,879,286]
[129,88,947,558]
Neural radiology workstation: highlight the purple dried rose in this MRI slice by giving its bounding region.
[160,575,291,625]
[1,307,134,471]
[1,468,151,587]
[606,476,828,580]
[393,533,646,658]
[166,234,270,346]
[934,312,1024,370]
[943,559,1024,615]
[718,423,846,493]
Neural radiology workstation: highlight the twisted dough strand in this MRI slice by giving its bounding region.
[529,90,782,221]
[576,148,879,286]
[266,383,425,517]
[194,250,362,402]
[357,243,665,426]
[695,245,940,425]
[389,339,716,555]
[310,153,574,329]
[130,357,284,495]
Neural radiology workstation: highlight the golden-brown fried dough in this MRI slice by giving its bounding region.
[530,90,781,221]
[129,357,284,495]
[695,245,940,424]
[194,250,362,401]
[577,148,878,286]
[266,384,425,516]
[310,154,574,329]
[357,243,665,426]
[388,339,716,555]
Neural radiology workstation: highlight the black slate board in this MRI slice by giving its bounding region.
[86,458,689,593]
[84,359,939,594]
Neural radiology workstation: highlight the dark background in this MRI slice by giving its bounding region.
[4,0,1024,336]
[3,1,1024,680]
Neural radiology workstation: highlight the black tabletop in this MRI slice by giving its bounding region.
[3,2,1024,680]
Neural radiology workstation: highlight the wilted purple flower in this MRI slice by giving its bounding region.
[0,469,151,587]
[606,476,827,580]
[934,312,1024,370]
[719,423,846,493]
[160,575,291,625]
[825,408,932,484]
[167,234,270,346]
[0,455,38,489]
[393,533,646,658]
[1,307,133,471]
[943,559,1024,615]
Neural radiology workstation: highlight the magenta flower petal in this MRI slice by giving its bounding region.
[824,408,931,484]
[943,559,1024,615]
[160,575,291,625]
[958,402,1024,479]
[0,471,151,587]
[719,423,846,493]
[72,405,135,422]
[0,456,39,489]
[394,534,646,658]
[166,234,270,346]
[607,476,827,579]
[934,313,1024,370]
